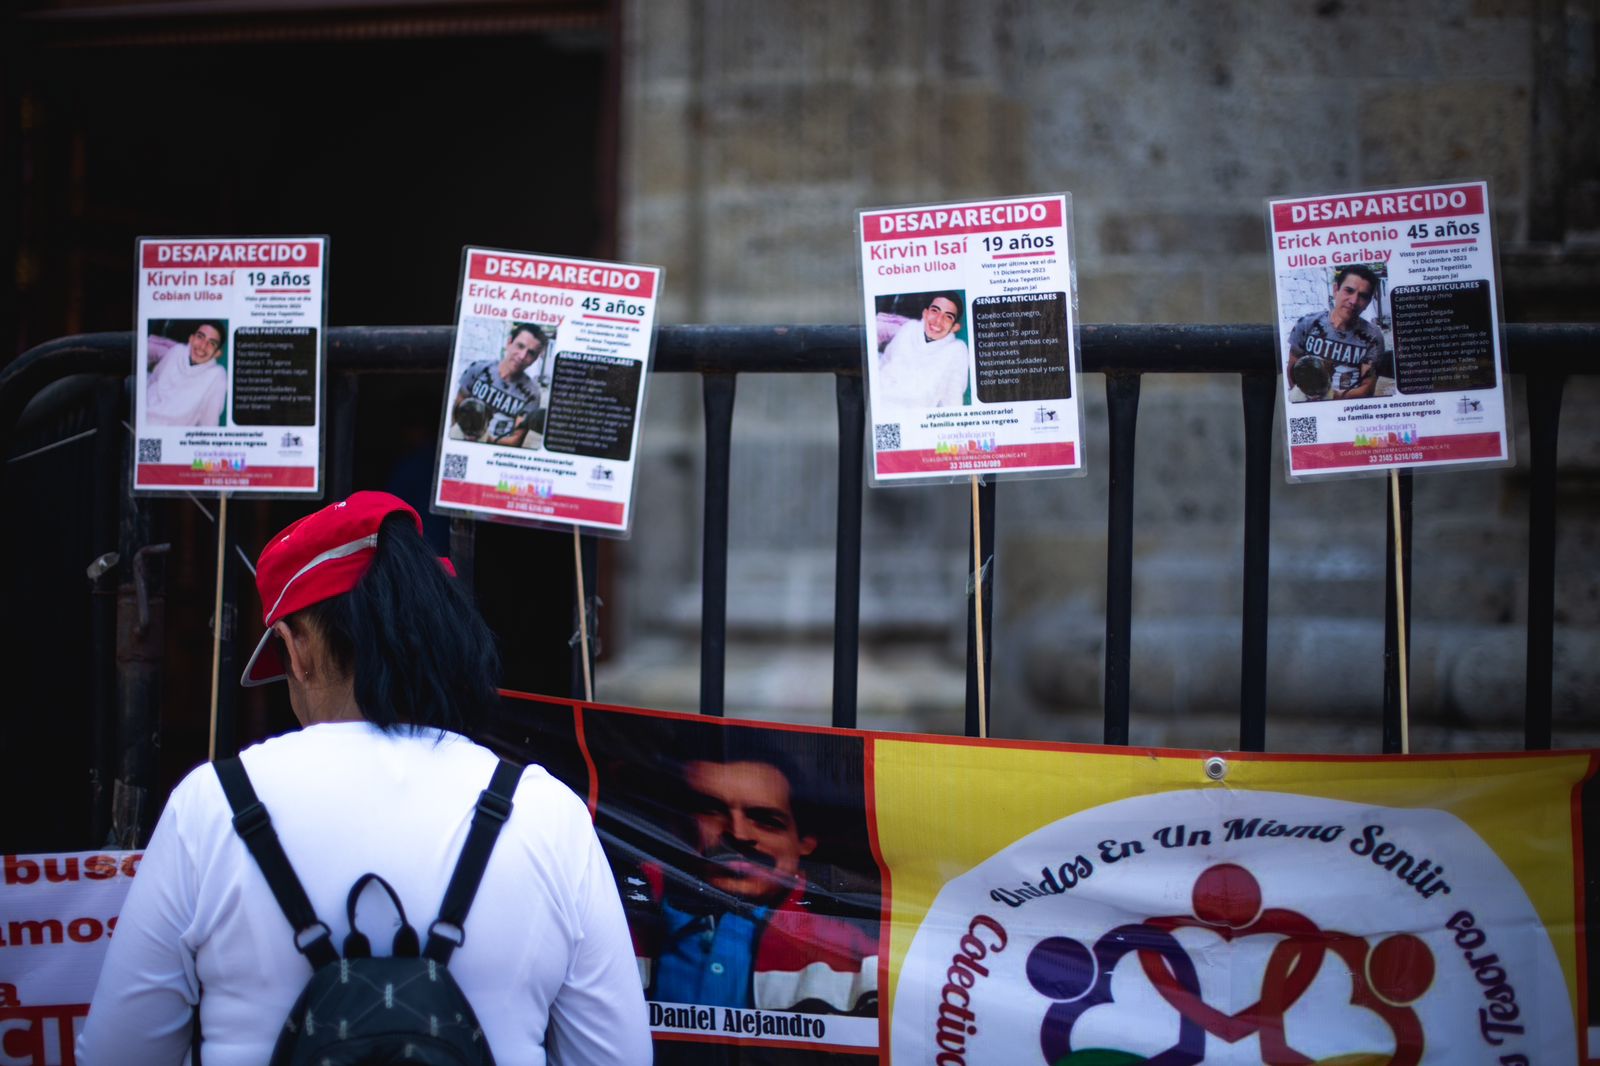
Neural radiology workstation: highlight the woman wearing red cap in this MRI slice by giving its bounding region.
[79,492,650,1065]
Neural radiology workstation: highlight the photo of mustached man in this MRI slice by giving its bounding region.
[583,714,880,1026]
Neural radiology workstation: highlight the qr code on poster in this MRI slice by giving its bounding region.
[442,454,468,480]
[137,438,161,463]
[873,423,902,451]
[1289,417,1318,445]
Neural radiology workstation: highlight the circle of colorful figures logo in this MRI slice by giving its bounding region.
[1026,863,1433,1065]
[891,790,1574,1065]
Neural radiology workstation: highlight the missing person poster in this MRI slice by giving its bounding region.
[857,194,1085,486]
[484,692,1600,1065]
[1267,181,1512,481]
[133,236,327,495]
[431,247,662,537]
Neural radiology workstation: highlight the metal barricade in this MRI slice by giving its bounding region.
[1,323,1591,845]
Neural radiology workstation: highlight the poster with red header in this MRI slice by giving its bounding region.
[857,194,1085,486]
[1266,181,1512,481]
[133,237,328,495]
[431,247,662,537]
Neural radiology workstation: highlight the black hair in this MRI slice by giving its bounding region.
[1334,265,1379,293]
[929,291,964,322]
[289,513,500,736]
[674,728,816,836]
[196,322,226,357]
[508,322,548,350]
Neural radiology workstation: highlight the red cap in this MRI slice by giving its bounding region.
[241,491,454,686]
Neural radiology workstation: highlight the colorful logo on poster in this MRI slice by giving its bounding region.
[1353,427,1418,448]
[493,477,555,499]
[935,435,997,457]
[891,791,1573,1065]
[190,452,248,473]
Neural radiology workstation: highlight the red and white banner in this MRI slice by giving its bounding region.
[0,851,142,1066]
[141,241,323,269]
[465,252,657,299]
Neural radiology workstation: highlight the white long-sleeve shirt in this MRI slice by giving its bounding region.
[874,319,971,411]
[78,722,651,1066]
[145,340,228,427]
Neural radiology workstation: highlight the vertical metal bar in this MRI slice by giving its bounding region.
[700,373,737,717]
[114,443,159,849]
[571,533,601,701]
[0,47,22,355]
[1239,373,1275,751]
[1382,472,1414,753]
[89,378,122,845]
[1525,372,1566,749]
[329,371,358,501]
[964,480,997,738]
[1103,372,1141,746]
[449,518,477,599]
[832,373,865,729]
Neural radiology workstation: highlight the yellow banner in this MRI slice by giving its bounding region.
[487,693,1596,1064]
[874,740,1591,1064]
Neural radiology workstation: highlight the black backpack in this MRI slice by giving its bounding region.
[212,756,523,1066]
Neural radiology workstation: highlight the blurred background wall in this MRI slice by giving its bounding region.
[603,0,1600,751]
[5,1,1597,807]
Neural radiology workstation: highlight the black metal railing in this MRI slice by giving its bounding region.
[2,323,1591,771]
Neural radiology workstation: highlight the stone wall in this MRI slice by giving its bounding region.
[604,0,1600,750]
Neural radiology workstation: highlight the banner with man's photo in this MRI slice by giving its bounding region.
[487,692,1600,1065]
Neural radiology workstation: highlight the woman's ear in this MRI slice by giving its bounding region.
[273,619,314,683]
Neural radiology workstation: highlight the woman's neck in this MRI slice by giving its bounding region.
[295,676,363,727]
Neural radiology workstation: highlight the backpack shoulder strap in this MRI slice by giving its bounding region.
[212,757,338,970]
[424,759,524,964]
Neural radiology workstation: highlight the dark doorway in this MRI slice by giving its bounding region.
[4,6,617,849]
[13,22,614,341]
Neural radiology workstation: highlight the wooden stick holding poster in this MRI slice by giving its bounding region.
[132,236,329,497]
[1390,469,1411,753]
[970,475,988,737]
[208,494,229,760]
[573,527,593,702]
[857,194,1086,487]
